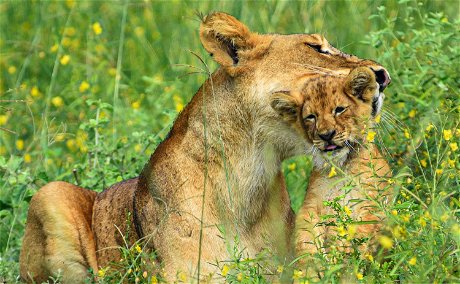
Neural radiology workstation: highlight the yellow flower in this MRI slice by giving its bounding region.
[344,206,351,216]
[356,272,363,280]
[50,44,59,53]
[16,139,24,151]
[435,169,443,176]
[391,210,398,216]
[419,217,427,227]
[30,86,41,97]
[443,129,452,141]
[135,244,142,253]
[408,109,416,118]
[441,213,449,222]
[337,226,346,237]
[98,268,106,278]
[51,96,64,107]
[151,276,158,284]
[402,214,410,222]
[404,129,411,139]
[62,37,71,47]
[108,67,117,76]
[292,269,304,279]
[408,257,417,266]
[378,235,393,249]
[288,163,296,171]
[425,124,434,132]
[450,142,458,152]
[0,115,8,126]
[66,139,77,151]
[7,66,16,74]
[177,271,187,282]
[173,94,184,112]
[0,146,6,155]
[134,144,142,153]
[79,81,90,93]
[347,224,357,238]
[60,54,70,65]
[420,159,427,168]
[131,101,141,110]
[134,26,145,37]
[366,130,376,142]
[92,22,103,35]
[221,264,229,277]
[236,272,243,282]
[24,153,32,163]
[277,265,284,273]
[448,159,455,168]
[55,133,65,142]
[328,166,337,178]
[374,114,381,123]
[365,254,374,262]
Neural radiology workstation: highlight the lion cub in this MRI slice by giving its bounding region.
[271,67,392,259]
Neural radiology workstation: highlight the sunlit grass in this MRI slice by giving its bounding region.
[0,0,459,282]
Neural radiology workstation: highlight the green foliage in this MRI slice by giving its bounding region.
[0,0,459,283]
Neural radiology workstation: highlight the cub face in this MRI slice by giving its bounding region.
[271,67,382,166]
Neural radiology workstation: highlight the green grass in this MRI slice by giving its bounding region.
[1,0,459,283]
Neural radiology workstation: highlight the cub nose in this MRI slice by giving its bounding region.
[318,130,336,141]
[373,67,391,92]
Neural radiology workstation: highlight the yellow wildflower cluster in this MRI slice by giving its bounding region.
[378,235,393,249]
[79,81,90,93]
[173,94,184,113]
[60,54,70,65]
[92,22,103,35]
[328,166,337,178]
[367,130,376,142]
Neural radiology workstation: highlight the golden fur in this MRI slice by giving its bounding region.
[271,67,392,265]
[19,13,390,282]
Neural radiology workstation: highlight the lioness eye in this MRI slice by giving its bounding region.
[304,114,316,121]
[335,106,347,115]
[305,43,330,55]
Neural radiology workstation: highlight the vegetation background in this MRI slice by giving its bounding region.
[0,0,458,282]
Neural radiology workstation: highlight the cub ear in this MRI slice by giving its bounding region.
[200,12,255,67]
[270,92,300,123]
[344,67,378,103]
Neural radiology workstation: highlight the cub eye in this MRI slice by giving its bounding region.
[334,106,347,115]
[305,43,330,55]
[304,114,316,121]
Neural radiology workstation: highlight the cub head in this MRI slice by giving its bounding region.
[271,67,382,166]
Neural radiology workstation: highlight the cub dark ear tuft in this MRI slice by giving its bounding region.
[200,12,254,67]
[344,67,378,102]
[270,92,300,122]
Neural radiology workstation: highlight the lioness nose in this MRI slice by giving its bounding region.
[318,130,336,141]
[373,67,391,92]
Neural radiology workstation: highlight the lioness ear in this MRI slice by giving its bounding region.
[270,92,300,123]
[200,12,255,67]
[344,67,378,103]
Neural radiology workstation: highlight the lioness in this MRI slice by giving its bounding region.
[19,12,390,282]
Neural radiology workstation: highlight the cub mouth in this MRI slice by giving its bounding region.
[322,143,343,152]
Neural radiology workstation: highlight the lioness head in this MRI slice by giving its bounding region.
[199,13,390,156]
[271,67,383,166]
